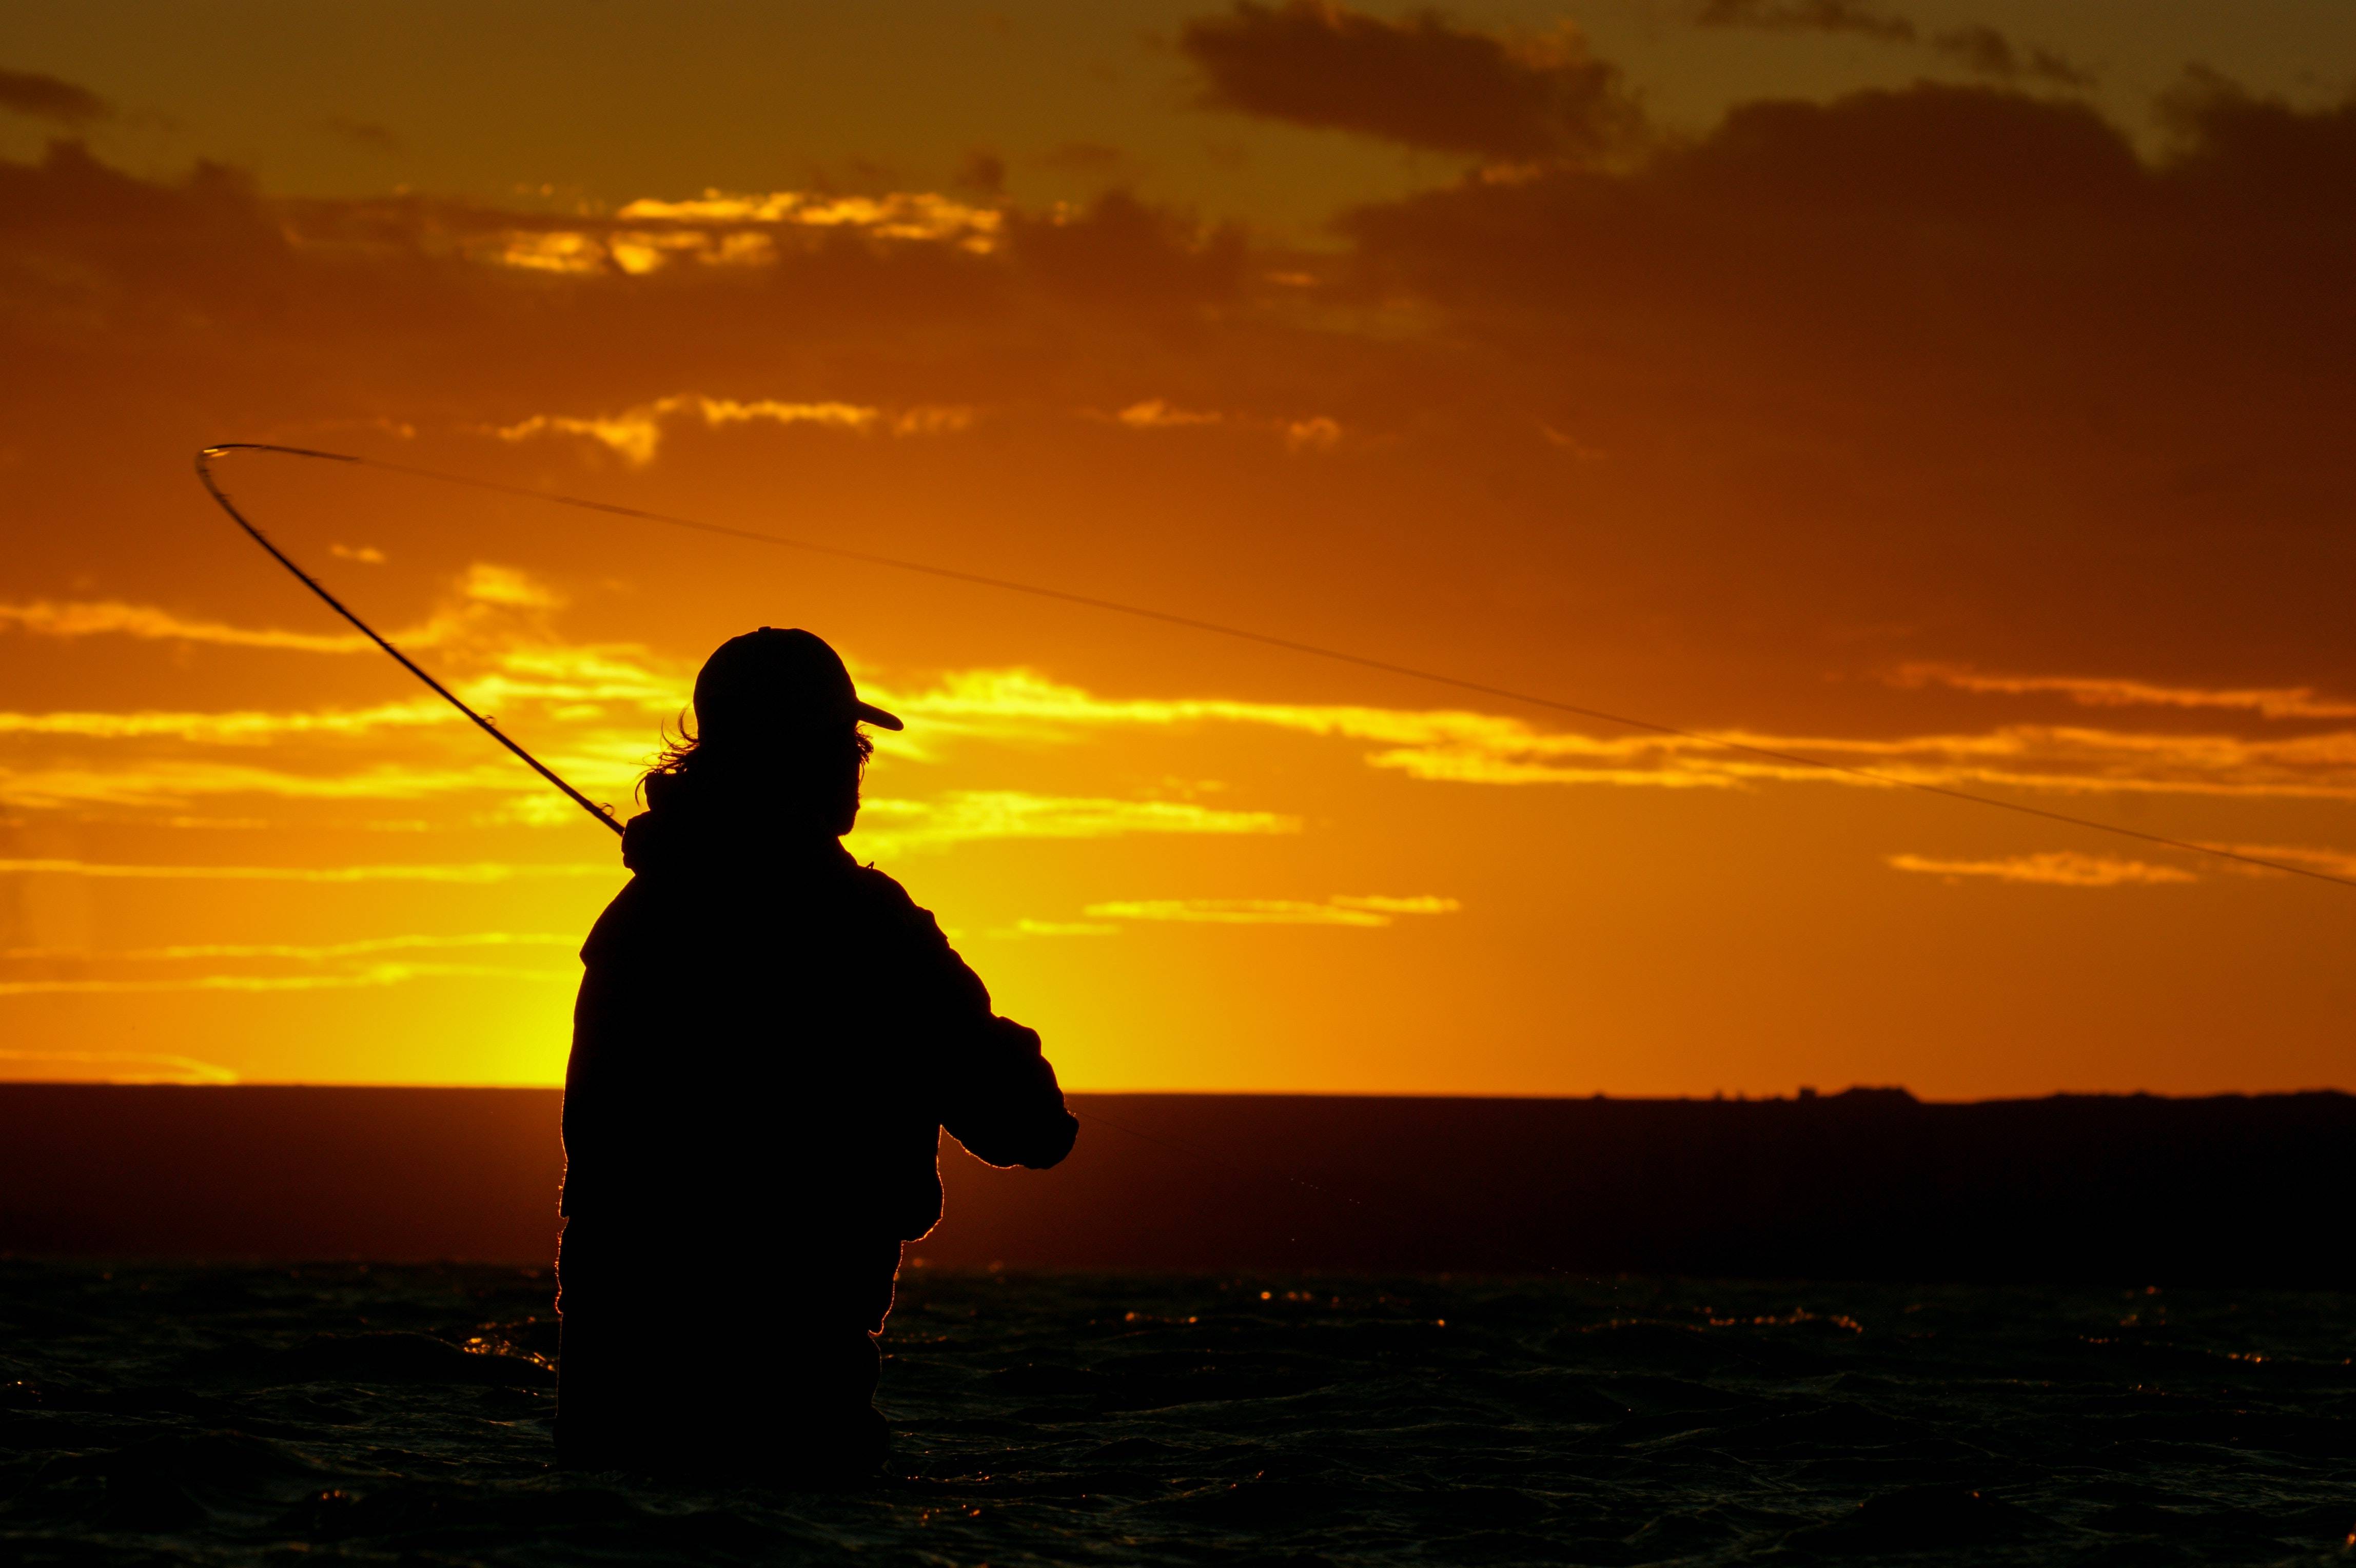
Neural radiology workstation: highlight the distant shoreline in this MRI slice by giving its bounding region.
[2,1084,2347,1285]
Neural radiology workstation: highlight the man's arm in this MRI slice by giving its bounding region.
[871,871,1078,1169]
[939,1014,1078,1169]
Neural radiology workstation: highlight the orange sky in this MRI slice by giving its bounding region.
[3,2,2353,1097]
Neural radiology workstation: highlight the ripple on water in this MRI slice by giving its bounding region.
[0,1264,2352,1565]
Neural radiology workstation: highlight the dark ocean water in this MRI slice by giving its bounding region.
[1,1262,2350,1565]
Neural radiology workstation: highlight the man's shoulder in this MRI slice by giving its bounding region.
[846,860,927,918]
[847,859,907,890]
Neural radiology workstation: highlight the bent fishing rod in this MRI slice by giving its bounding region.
[194,442,2356,892]
[195,445,621,835]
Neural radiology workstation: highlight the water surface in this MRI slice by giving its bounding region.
[2,1262,2350,1564]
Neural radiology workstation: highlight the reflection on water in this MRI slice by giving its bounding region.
[1,1262,2351,1564]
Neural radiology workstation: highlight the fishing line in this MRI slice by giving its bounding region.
[195,442,2356,891]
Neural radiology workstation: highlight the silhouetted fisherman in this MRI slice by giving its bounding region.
[556,628,1077,1477]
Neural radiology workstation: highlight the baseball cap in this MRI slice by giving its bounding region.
[693,627,904,738]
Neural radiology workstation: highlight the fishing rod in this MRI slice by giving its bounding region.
[194,446,622,835]
[195,442,2356,891]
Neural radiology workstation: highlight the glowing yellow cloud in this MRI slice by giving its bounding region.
[1328,894,1460,914]
[1081,894,1460,926]
[992,918,1123,938]
[1885,851,2198,887]
[17,591,2356,834]
[1895,664,2356,720]
[0,580,677,692]
[0,963,572,995]
[1104,402,1340,449]
[493,231,607,275]
[1285,416,1343,451]
[0,759,559,810]
[1117,399,1224,429]
[613,189,1002,247]
[877,670,2356,800]
[1088,900,1387,926]
[1,932,578,963]
[2201,843,2356,878]
[490,187,1008,275]
[0,699,458,743]
[494,393,970,464]
[852,792,1297,856]
[0,599,365,652]
[0,858,615,883]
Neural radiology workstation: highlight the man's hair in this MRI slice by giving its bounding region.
[640,714,875,834]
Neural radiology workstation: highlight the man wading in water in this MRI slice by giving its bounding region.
[556,628,1078,1477]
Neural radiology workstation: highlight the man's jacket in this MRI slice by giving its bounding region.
[561,769,1077,1243]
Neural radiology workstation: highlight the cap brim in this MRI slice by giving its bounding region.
[855,700,905,732]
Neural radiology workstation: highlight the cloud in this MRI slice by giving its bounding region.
[612,188,1003,247]
[0,573,644,669]
[0,699,459,744]
[0,758,572,810]
[486,189,1007,275]
[1387,723,2356,802]
[0,931,583,1004]
[1328,894,1459,914]
[1894,665,2356,720]
[2201,844,2356,880]
[991,918,1123,938]
[1323,62,2356,642]
[1103,400,1340,449]
[852,791,1298,855]
[891,405,977,435]
[0,858,615,883]
[494,393,972,464]
[0,599,366,653]
[1082,894,1460,926]
[485,186,1011,276]
[1115,398,1223,429]
[16,610,2356,835]
[1696,0,1911,41]
[4,86,2321,751]
[0,576,692,744]
[1886,851,2198,887]
[0,962,571,996]
[0,68,111,127]
[876,670,2356,801]
[878,668,1574,754]
[0,139,1243,370]
[1180,2,1641,161]
[1343,84,2163,315]
[0,1050,236,1085]
[459,563,561,609]
[1,932,578,963]
[1006,190,1246,306]
[1087,900,1385,926]
[1927,26,2092,88]
[1284,415,1342,451]
[1696,3,2089,86]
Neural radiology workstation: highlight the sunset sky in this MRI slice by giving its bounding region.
[3,1,2352,1097]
